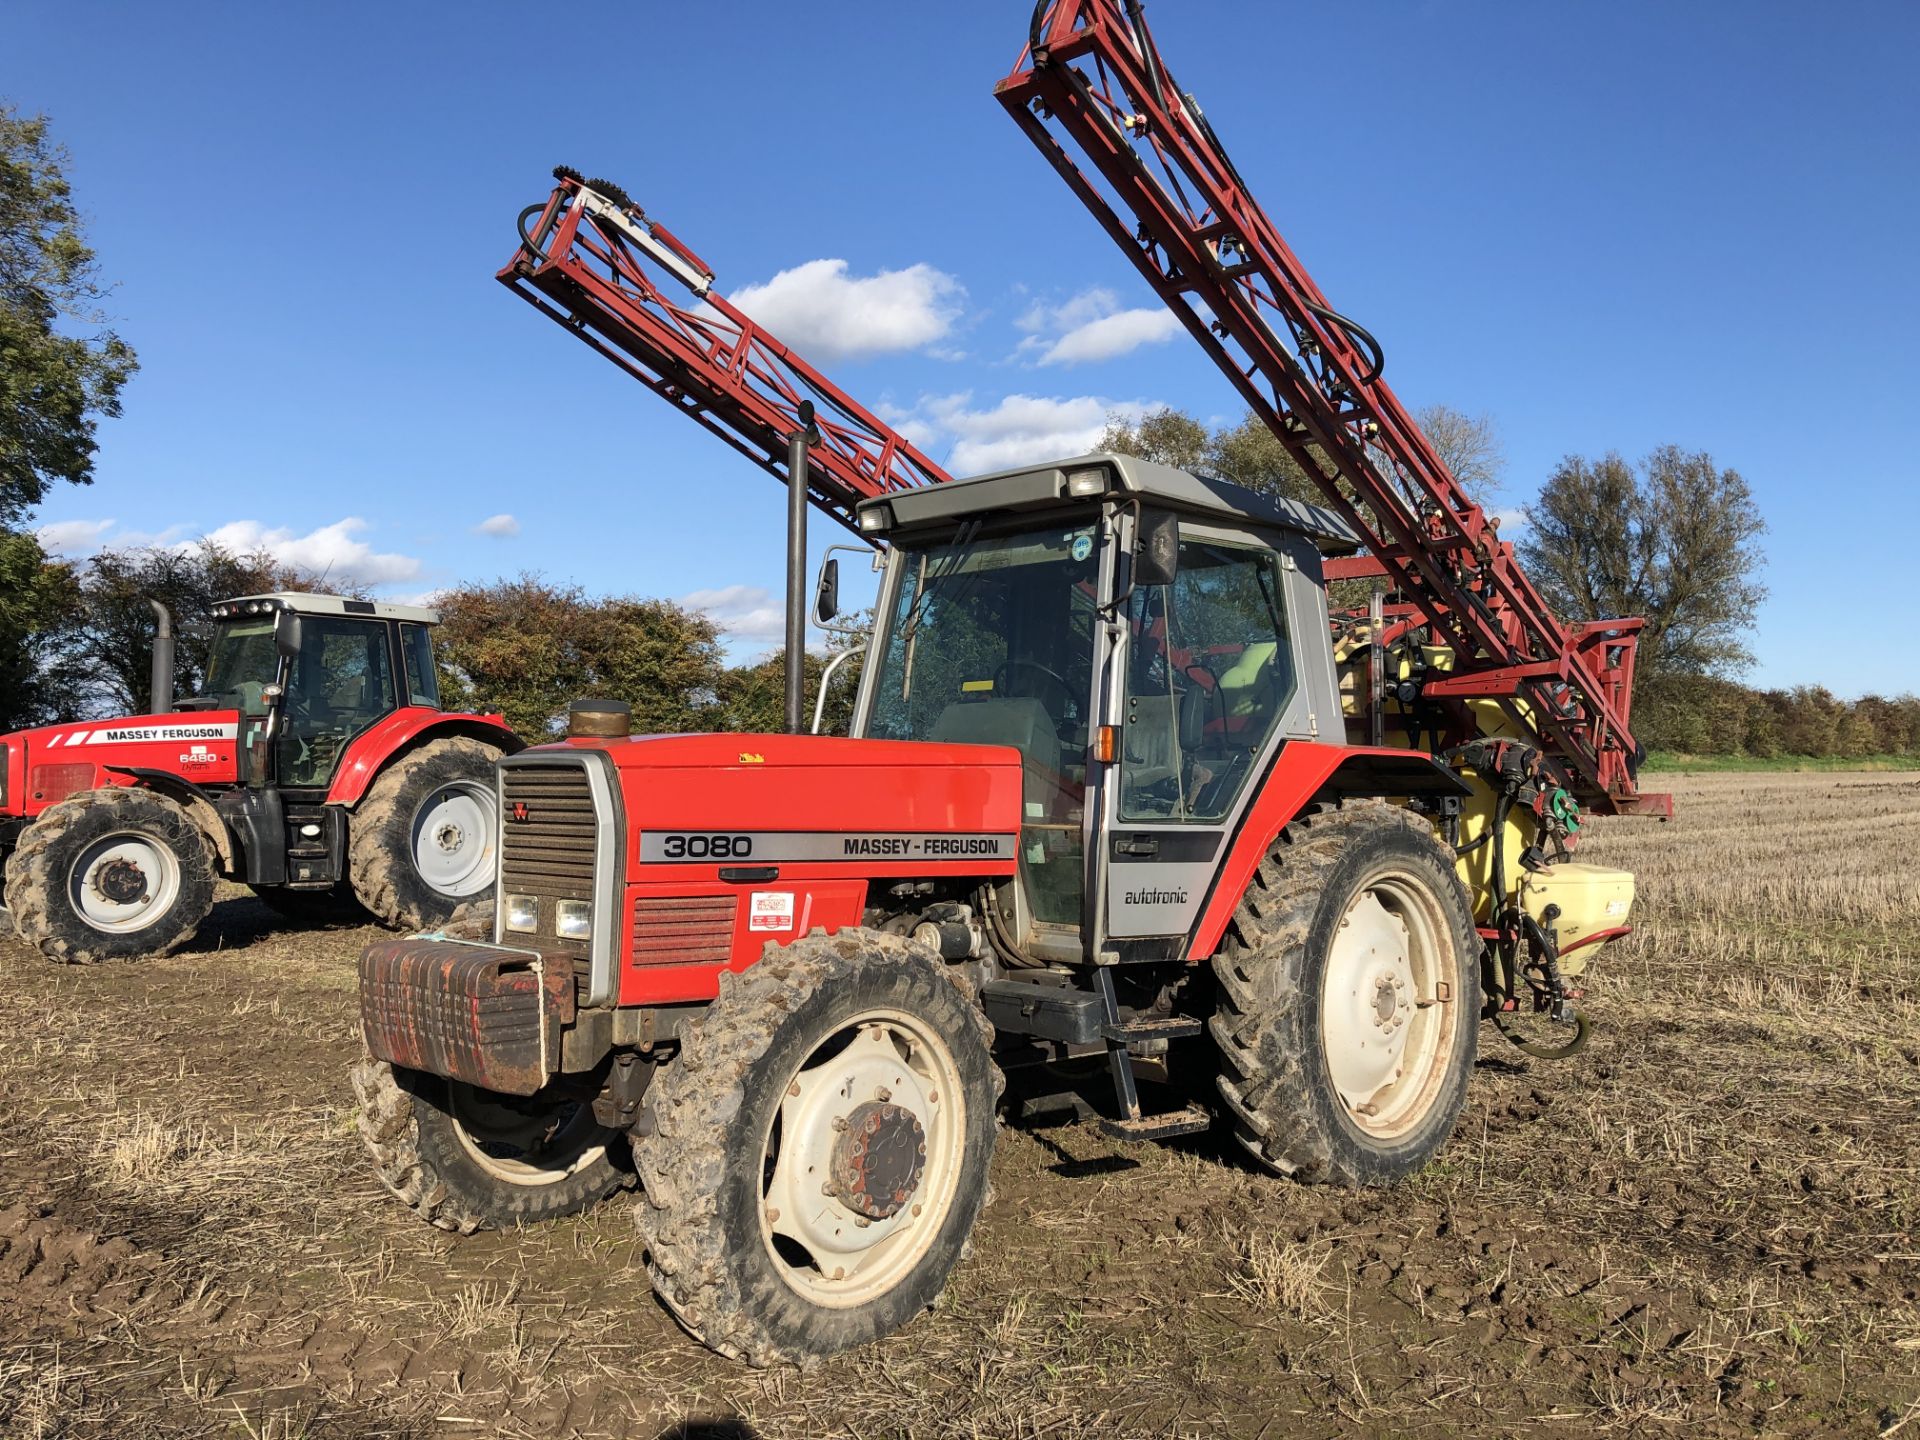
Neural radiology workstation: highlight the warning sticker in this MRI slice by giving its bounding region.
[748,891,796,933]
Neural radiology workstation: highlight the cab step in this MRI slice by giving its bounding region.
[1100,1016,1203,1044]
[1098,1105,1212,1142]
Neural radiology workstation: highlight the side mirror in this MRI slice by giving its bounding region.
[274,609,303,659]
[1134,508,1179,588]
[813,557,840,624]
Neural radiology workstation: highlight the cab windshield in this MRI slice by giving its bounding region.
[203,619,279,714]
[867,524,1099,929]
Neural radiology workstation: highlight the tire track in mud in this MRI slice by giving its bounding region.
[0,1155,582,1436]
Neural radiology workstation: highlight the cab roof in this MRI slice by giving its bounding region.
[857,452,1361,555]
[214,592,440,625]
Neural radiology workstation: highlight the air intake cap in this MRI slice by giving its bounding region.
[568,698,632,739]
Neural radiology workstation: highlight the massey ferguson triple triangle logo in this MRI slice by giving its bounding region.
[511,802,530,822]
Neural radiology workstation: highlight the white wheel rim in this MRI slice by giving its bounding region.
[411,782,497,898]
[447,1083,608,1186]
[1320,870,1459,1141]
[758,1008,967,1309]
[67,831,182,934]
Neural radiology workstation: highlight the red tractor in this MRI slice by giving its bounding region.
[354,455,1624,1364]
[0,592,519,963]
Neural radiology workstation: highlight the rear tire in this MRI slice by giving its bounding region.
[4,788,216,964]
[634,929,1002,1367]
[349,737,502,930]
[350,1055,630,1233]
[1209,803,1478,1186]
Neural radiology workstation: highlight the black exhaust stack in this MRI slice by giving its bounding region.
[785,401,821,734]
[148,600,175,713]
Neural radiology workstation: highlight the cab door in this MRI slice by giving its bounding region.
[1097,519,1316,948]
[275,618,401,787]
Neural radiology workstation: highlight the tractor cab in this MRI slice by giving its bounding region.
[851,452,1357,965]
[189,593,443,789]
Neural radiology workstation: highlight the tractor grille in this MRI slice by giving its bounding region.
[632,895,737,966]
[499,762,598,956]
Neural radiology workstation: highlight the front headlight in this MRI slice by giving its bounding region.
[504,893,539,934]
[555,900,593,941]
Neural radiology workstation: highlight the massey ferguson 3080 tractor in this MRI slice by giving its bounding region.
[0,592,519,963]
[354,455,1640,1364]
[355,0,1666,1365]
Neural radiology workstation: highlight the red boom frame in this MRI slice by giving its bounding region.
[996,1,1666,816]
[499,174,954,532]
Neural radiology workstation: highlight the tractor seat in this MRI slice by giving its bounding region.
[929,697,1068,818]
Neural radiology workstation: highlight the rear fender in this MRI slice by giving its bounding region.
[1187,742,1469,959]
[327,709,523,808]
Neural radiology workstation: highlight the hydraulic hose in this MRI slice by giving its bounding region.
[516,203,551,265]
[1303,300,1385,387]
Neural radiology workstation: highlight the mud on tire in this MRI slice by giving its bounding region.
[4,787,217,964]
[350,1056,630,1234]
[633,928,1002,1367]
[1209,803,1479,1187]
[348,737,502,930]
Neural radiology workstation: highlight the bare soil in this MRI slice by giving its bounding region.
[1,772,1916,1438]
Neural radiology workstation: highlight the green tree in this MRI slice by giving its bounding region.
[1520,446,1766,678]
[0,527,80,728]
[715,628,867,737]
[1,105,137,522]
[1100,403,1505,515]
[1099,406,1322,506]
[0,105,137,729]
[1097,407,1209,473]
[433,575,726,739]
[36,541,299,718]
[1205,411,1322,505]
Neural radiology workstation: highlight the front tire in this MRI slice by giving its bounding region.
[1209,803,1478,1186]
[349,737,502,930]
[634,930,1002,1367]
[4,788,217,964]
[350,1056,630,1233]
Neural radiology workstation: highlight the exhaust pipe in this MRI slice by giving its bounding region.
[148,600,175,714]
[785,401,820,735]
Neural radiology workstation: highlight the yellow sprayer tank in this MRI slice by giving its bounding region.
[1519,863,1635,977]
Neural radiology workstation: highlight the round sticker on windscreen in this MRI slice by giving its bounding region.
[1070,534,1093,562]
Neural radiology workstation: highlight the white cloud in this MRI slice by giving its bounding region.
[33,515,423,591]
[1038,309,1182,366]
[474,513,520,538]
[682,583,786,648]
[1014,286,1182,366]
[729,258,964,363]
[35,518,118,555]
[908,392,1158,474]
[200,518,422,588]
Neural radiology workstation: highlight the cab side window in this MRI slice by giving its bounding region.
[400,623,440,708]
[1120,537,1295,822]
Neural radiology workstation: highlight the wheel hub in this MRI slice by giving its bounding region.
[434,821,464,853]
[829,1101,926,1219]
[1325,891,1417,1106]
[1372,974,1408,1030]
[94,858,149,906]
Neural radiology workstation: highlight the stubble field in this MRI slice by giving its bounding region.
[0,770,1916,1438]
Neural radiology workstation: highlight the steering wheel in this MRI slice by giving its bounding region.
[993,658,1075,728]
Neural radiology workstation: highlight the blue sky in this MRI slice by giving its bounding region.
[7,1,1916,695]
